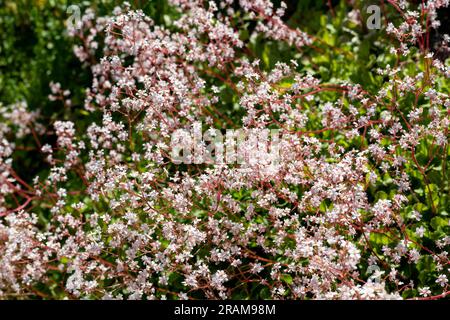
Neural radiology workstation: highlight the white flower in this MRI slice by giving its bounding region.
[419,287,431,297]
[415,226,425,238]
[436,275,448,287]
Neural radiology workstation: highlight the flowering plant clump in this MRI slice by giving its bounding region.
[0,0,449,300]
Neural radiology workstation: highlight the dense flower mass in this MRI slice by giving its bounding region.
[0,0,449,300]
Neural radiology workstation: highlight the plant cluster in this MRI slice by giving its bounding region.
[0,0,449,300]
